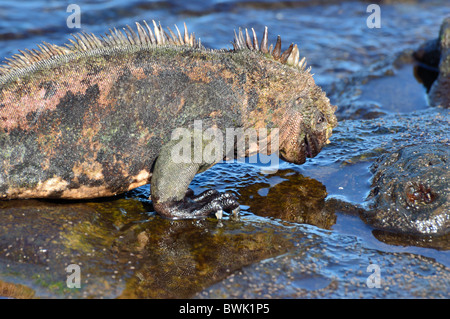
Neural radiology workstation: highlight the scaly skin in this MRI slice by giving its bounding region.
[0,21,337,219]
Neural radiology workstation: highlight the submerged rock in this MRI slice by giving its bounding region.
[364,143,449,236]
[237,169,336,229]
[196,223,450,299]
[414,17,450,108]
[371,230,450,250]
[0,198,301,298]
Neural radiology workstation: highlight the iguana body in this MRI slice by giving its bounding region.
[0,21,337,219]
[414,17,450,108]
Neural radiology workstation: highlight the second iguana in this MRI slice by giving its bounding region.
[0,20,337,219]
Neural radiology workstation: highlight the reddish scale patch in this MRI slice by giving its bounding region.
[0,60,124,131]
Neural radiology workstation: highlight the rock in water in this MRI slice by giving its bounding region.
[365,143,449,236]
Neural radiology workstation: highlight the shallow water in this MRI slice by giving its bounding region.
[0,0,449,298]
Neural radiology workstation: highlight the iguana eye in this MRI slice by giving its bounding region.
[317,113,325,124]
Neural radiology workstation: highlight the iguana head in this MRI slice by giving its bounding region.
[233,27,337,165]
[278,88,337,165]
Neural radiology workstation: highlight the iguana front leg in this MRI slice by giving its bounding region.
[150,133,240,219]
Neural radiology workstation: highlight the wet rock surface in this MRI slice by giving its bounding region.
[365,143,449,236]
[1,197,449,299]
[196,224,450,299]
[1,0,450,299]
[371,230,450,251]
[0,198,151,298]
[0,198,299,298]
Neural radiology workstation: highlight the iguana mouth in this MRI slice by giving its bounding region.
[304,134,320,158]
[278,133,321,164]
[304,136,312,158]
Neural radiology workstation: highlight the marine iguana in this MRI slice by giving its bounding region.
[0,20,337,219]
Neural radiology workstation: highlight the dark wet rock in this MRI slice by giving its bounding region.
[414,17,450,108]
[372,230,450,250]
[4,186,447,299]
[413,38,441,70]
[364,143,449,236]
[196,224,450,299]
[304,107,449,248]
[118,217,300,298]
[323,198,450,250]
[0,198,301,298]
[0,198,153,298]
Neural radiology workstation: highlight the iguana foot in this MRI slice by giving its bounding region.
[153,190,240,220]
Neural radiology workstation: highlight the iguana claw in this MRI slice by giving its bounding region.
[154,189,239,220]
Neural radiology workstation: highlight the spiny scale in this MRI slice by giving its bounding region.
[232,26,307,71]
[0,20,308,80]
[0,20,199,78]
